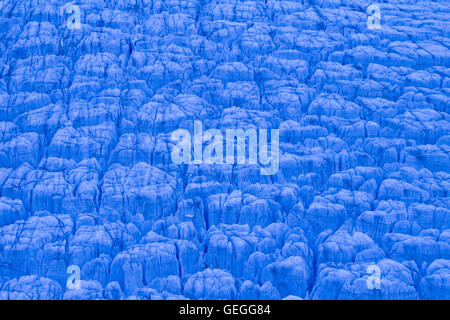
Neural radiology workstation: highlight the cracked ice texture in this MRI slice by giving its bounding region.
[0,0,449,300]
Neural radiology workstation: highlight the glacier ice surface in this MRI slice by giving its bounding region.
[0,0,449,300]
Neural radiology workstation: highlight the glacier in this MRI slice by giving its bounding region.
[0,0,449,300]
